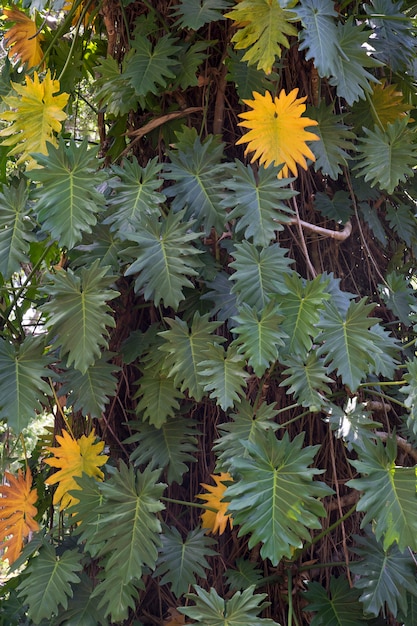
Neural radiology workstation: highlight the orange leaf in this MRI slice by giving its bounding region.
[198,472,233,535]
[0,468,39,564]
[45,429,108,510]
[237,89,319,178]
[2,8,44,69]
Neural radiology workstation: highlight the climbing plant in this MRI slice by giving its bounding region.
[1,0,417,624]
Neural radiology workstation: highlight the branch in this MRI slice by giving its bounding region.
[288,218,352,241]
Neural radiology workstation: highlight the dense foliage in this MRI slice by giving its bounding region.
[1,0,417,624]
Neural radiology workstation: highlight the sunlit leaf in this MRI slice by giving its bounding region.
[237,89,319,178]
[0,71,68,169]
[0,469,39,565]
[225,0,298,74]
[198,473,233,535]
[3,7,44,69]
[45,429,108,510]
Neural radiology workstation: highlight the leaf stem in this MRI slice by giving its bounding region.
[161,496,217,513]
[361,387,407,408]
[287,567,293,626]
[309,504,357,547]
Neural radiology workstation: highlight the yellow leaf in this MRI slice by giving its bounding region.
[352,81,412,131]
[237,89,319,178]
[62,0,96,28]
[225,0,298,74]
[2,7,44,69]
[0,70,68,169]
[0,468,39,564]
[45,429,108,510]
[198,472,233,535]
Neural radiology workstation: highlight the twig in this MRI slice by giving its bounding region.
[290,190,317,278]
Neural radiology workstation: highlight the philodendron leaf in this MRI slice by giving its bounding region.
[304,576,366,626]
[172,0,231,30]
[199,344,248,411]
[123,210,202,310]
[214,399,279,473]
[159,312,224,402]
[180,584,280,626]
[230,241,293,311]
[224,161,295,247]
[347,435,417,551]
[28,138,106,250]
[225,558,264,592]
[127,415,199,485]
[41,261,119,373]
[0,335,52,432]
[154,526,218,597]
[0,179,34,280]
[280,353,333,412]
[225,430,333,565]
[17,544,82,624]
[354,118,417,194]
[295,0,342,78]
[351,529,417,618]
[231,301,287,377]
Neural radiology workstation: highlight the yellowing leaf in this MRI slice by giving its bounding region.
[62,0,96,28]
[353,81,412,131]
[237,89,319,178]
[198,472,233,535]
[0,468,39,564]
[2,7,44,69]
[45,429,108,510]
[225,0,298,74]
[0,70,68,169]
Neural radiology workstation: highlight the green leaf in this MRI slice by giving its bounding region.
[386,202,417,247]
[279,273,330,357]
[295,0,342,78]
[313,190,353,223]
[96,462,166,583]
[379,271,415,326]
[224,161,295,247]
[27,139,106,250]
[94,55,138,116]
[329,19,381,105]
[17,544,82,624]
[41,261,119,373]
[68,474,105,559]
[74,222,124,272]
[174,41,209,89]
[0,179,34,280]
[124,34,181,99]
[123,210,202,310]
[154,526,218,597]
[172,0,231,30]
[351,530,417,618]
[159,312,224,402]
[163,129,229,234]
[307,103,356,180]
[304,576,366,626]
[347,435,417,551]
[280,353,333,412]
[225,558,264,592]
[90,571,140,624]
[225,48,277,101]
[59,354,119,419]
[0,335,52,432]
[106,157,165,234]
[225,431,333,565]
[127,414,199,485]
[230,241,293,311]
[180,585,280,626]
[225,0,298,74]
[51,573,108,626]
[354,118,417,194]
[358,201,387,245]
[134,357,183,428]
[199,344,248,410]
[203,271,239,325]
[231,301,286,377]
[364,0,417,72]
[316,299,381,392]
[214,399,279,473]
